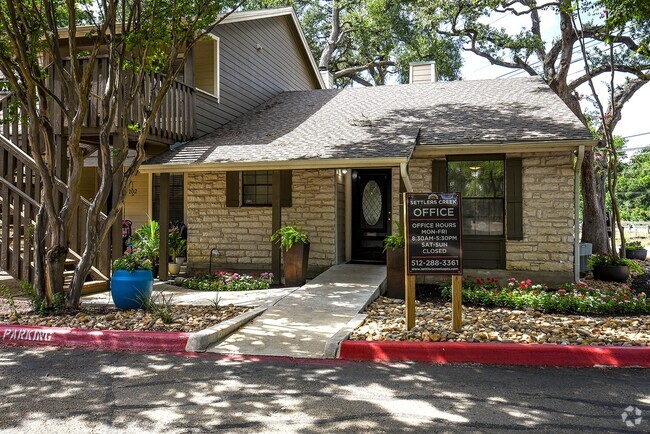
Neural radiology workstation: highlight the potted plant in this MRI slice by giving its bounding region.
[625,241,648,261]
[168,229,186,275]
[132,219,160,277]
[589,254,630,282]
[111,253,154,310]
[271,225,309,287]
[383,222,405,299]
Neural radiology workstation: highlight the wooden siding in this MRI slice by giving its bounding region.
[195,90,227,136]
[192,15,318,137]
[411,64,434,83]
[412,67,431,82]
[79,167,97,201]
[124,172,150,231]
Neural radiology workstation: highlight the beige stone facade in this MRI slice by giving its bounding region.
[506,152,575,273]
[174,151,576,281]
[186,169,338,274]
[400,153,575,278]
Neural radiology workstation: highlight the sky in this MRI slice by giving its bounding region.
[457,7,649,156]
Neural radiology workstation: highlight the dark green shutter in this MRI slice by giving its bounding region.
[506,158,523,240]
[432,160,447,192]
[226,171,240,207]
[280,170,292,207]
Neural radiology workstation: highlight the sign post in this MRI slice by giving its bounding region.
[404,192,463,332]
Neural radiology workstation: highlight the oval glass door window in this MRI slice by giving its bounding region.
[362,180,382,226]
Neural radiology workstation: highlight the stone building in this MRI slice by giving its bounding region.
[1,7,593,292]
[141,76,594,285]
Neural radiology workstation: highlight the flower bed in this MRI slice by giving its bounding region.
[179,271,273,292]
[441,277,649,315]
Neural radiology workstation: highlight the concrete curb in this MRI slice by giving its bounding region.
[0,324,190,353]
[185,306,267,352]
[339,340,650,368]
[323,314,367,359]
[361,279,386,311]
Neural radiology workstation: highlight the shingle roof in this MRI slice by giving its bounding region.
[145,76,592,168]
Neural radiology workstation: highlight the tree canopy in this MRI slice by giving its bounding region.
[618,150,650,221]
[410,0,650,253]
[249,0,463,86]
[0,0,240,307]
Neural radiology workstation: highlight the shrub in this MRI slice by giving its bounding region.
[132,219,160,264]
[627,241,645,250]
[270,225,309,251]
[383,221,404,251]
[180,271,273,292]
[588,254,642,272]
[113,253,152,272]
[441,278,649,315]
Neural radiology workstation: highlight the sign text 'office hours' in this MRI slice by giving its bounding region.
[405,192,462,275]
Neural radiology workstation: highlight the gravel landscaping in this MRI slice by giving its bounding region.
[351,261,650,346]
[0,300,251,333]
[350,297,649,346]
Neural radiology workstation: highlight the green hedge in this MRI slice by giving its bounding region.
[441,278,649,315]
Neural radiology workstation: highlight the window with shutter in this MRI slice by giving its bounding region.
[445,156,507,269]
[226,171,240,207]
[234,170,292,207]
[506,158,523,240]
[242,171,272,206]
[153,174,184,222]
[448,159,505,236]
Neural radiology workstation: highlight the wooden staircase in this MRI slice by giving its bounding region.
[0,94,110,295]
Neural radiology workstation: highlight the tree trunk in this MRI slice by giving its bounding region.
[33,205,47,300]
[581,149,609,254]
[44,249,67,303]
[547,42,610,256]
[319,2,340,69]
[67,237,97,308]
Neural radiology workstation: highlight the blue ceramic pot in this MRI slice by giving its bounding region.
[111,269,154,310]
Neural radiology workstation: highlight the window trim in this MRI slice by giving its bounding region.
[447,156,506,237]
[242,170,273,207]
[193,34,220,102]
[226,170,292,208]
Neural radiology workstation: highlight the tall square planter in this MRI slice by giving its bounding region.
[386,248,405,299]
[284,242,310,287]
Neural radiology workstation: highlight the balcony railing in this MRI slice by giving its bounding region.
[63,57,195,143]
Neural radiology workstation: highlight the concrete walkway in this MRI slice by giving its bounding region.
[205,263,386,358]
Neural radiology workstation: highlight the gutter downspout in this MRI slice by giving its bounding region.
[400,132,417,194]
[400,162,413,193]
[574,145,585,283]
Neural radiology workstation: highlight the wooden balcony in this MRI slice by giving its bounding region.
[63,57,196,146]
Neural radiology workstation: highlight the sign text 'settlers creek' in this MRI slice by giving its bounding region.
[405,192,463,275]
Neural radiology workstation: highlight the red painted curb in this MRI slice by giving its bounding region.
[0,325,190,353]
[339,340,650,368]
